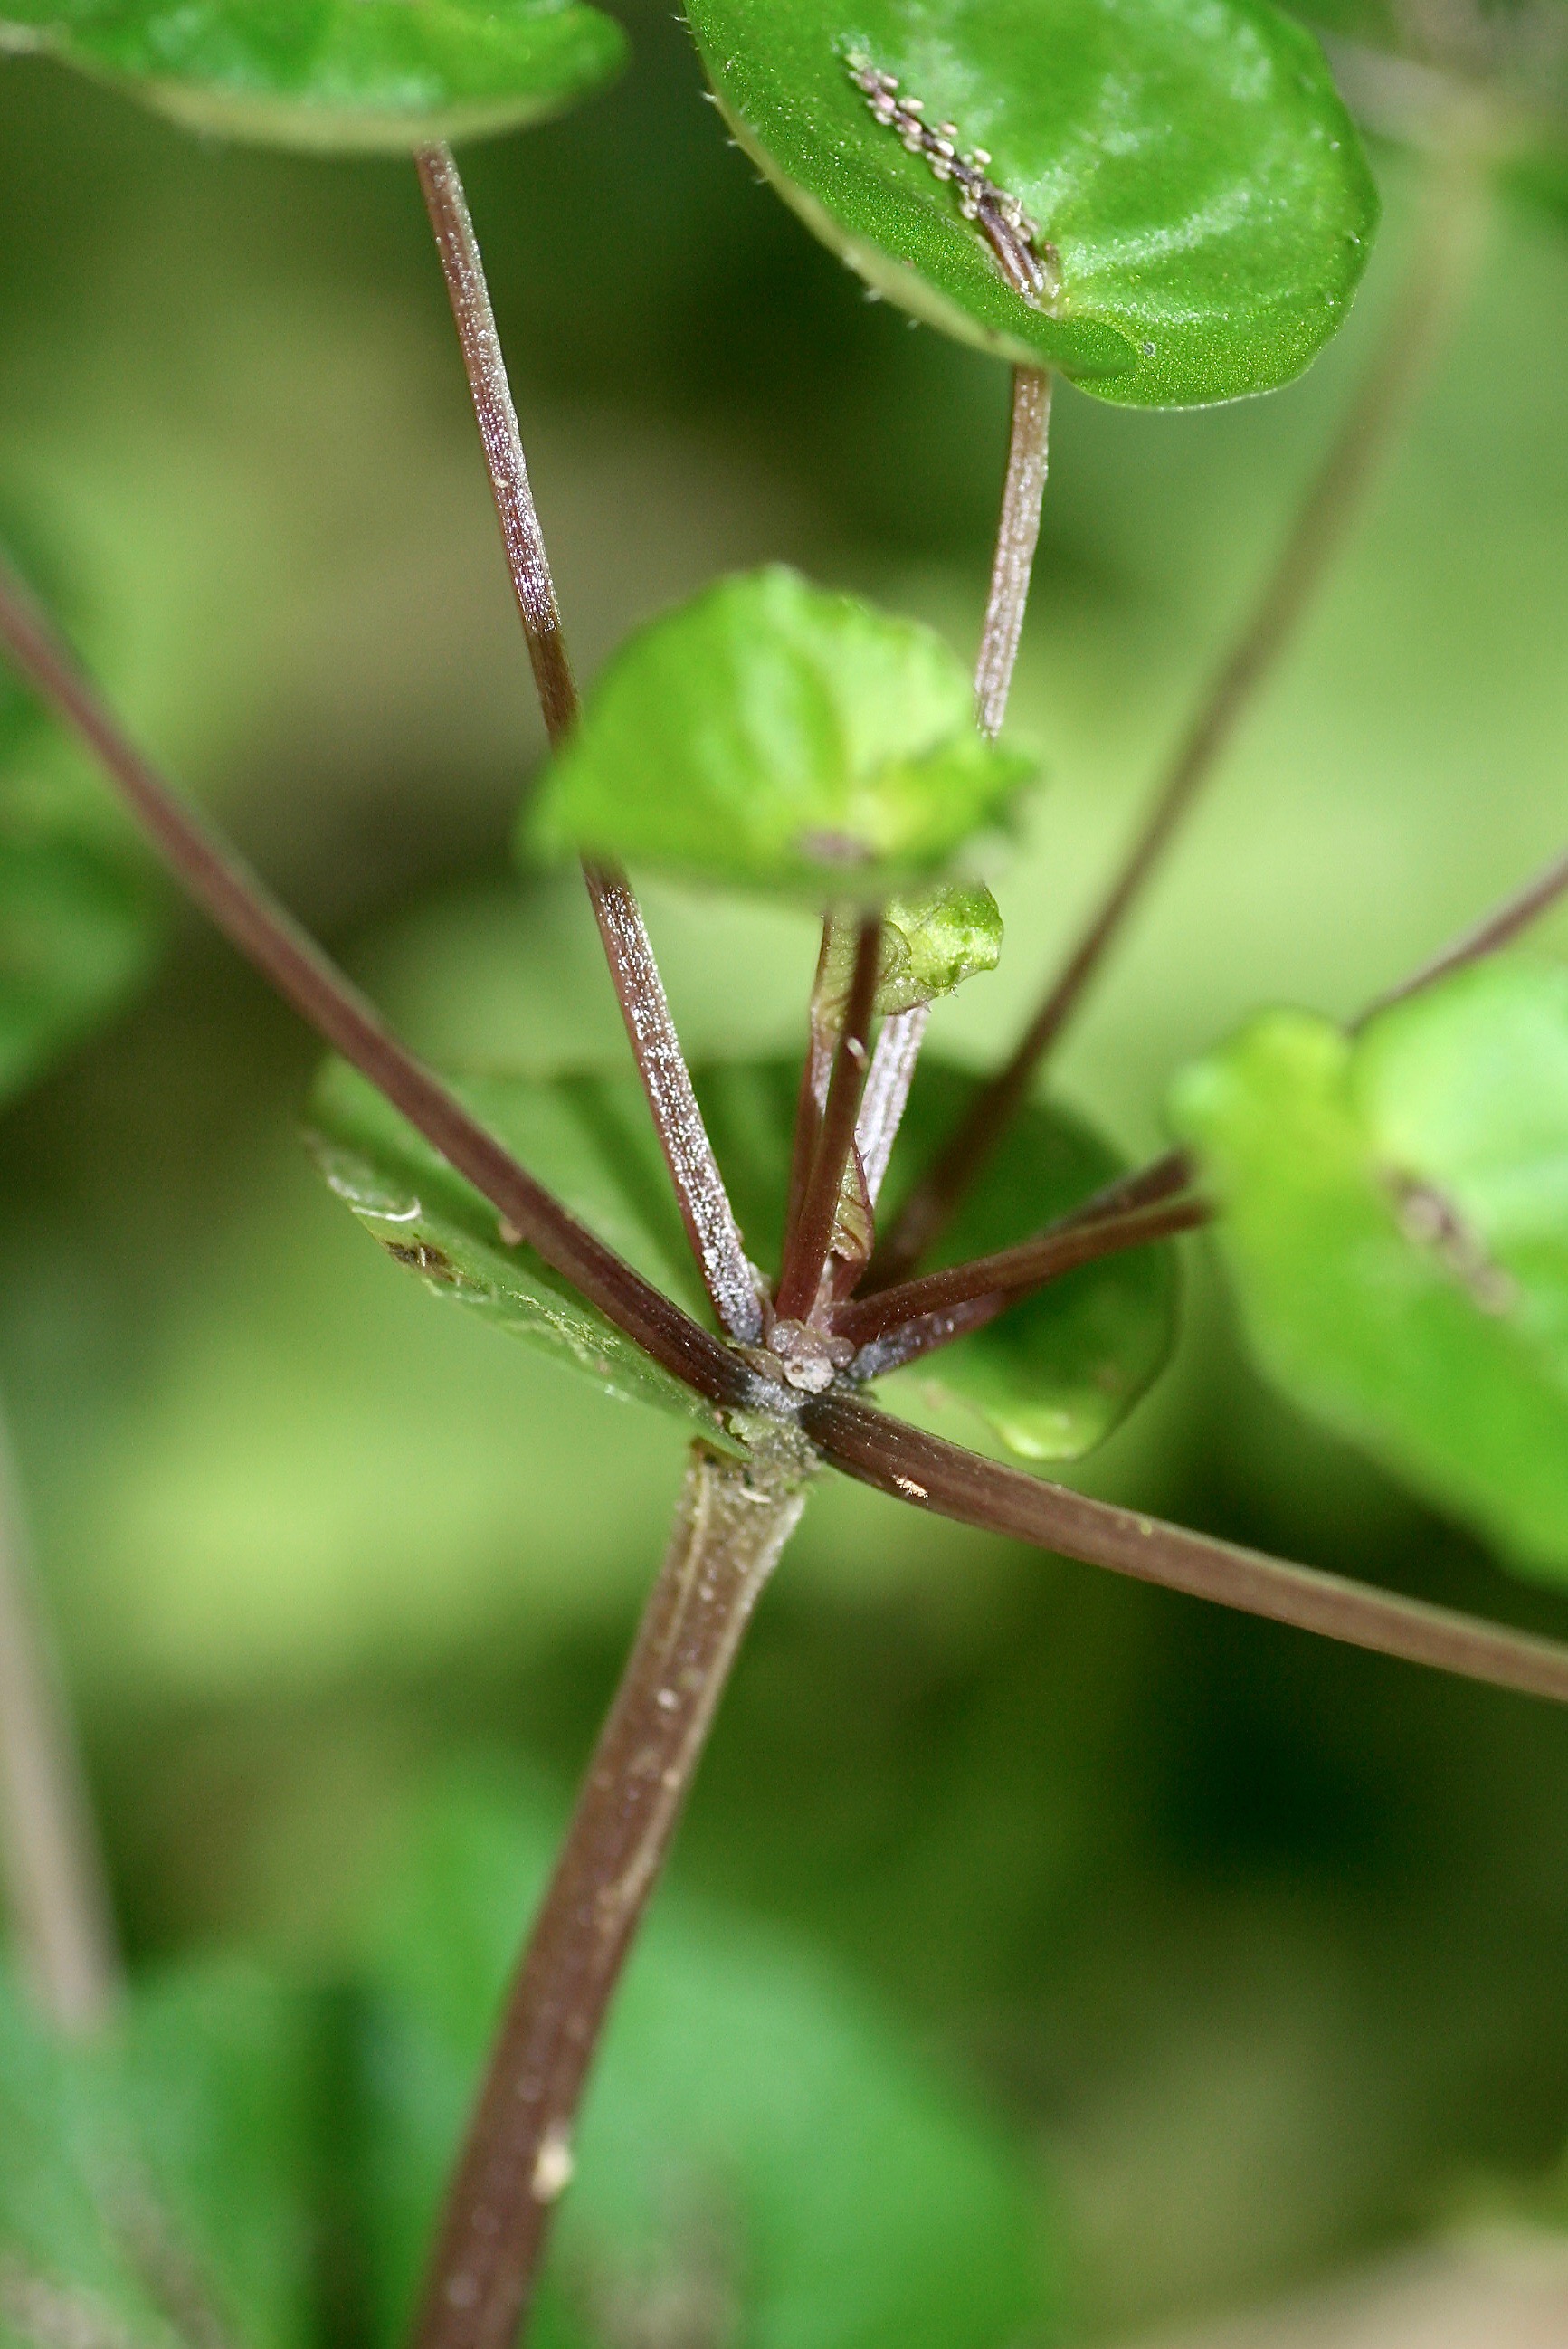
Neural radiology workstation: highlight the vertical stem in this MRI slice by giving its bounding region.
[415,144,760,1345]
[411,1434,813,2349]
[878,158,1488,1281]
[854,366,1052,1191]
[775,919,880,1322]
[0,1404,118,2033]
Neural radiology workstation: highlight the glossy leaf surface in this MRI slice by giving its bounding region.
[0,1963,314,2349]
[305,1060,739,1448]
[527,568,1034,902]
[1171,957,1568,1577]
[685,0,1378,406]
[0,0,626,153]
[822,880,1003,1017]
[356,1776,1058,2349]
[0,827,157,1113]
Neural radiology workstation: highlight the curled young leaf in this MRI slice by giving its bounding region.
[820,879,1003,1019]
[1170,957,1568,1578]
[527,567,1034,902]
[684,0,1378,406]
[0,0,627,153]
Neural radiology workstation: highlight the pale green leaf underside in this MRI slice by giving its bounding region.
[356,1777,1058,2349]
[1170,956,1568,1579]
[0,828,159,1114]
[0,1964,313,2349]
[686,0,1378,407]
[0,0,626,153]
[527,567,1035,903]
[308,1048,1174,1466]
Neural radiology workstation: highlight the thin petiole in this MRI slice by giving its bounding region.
[1357,839,1568,1027]
[854,364,1052,1192]
[836,1191,1207,1349]
[416,144,761,1345]
[876,157,1489,1286]
[775,918,880,1322]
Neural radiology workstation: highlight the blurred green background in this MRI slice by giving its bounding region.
[4,5,1568,2336]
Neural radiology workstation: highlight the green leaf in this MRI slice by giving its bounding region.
[355,1775,1060,2349]
[1169,956,1568,1578]
[0,1962,315,2349]
[683,0,1378,407]
[527,568,1034,903]
[0,0,627,154]
[303,1059,742,1450]
[0,826,160,1115]
[821,880,1003,1018]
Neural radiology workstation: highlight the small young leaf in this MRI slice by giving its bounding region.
[0,826,160,1115]
[1169,957,1568,1578]
[0,1962,315,2349]
[684,0,1378,407]
[0,0,626,154]
[303,1060,742,1450]
[821,880,1003,1018]
[355,1775,1060,2349]
[527,568,1034,903]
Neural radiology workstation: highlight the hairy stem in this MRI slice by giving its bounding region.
[0,1405,118,2033]
[412,1433,813,2349]
[855,365,1052,1193]
[416,143,758,1344]
[0,557,755,1418]
[806,1394,1568,1706]
[878,160,1488,1284]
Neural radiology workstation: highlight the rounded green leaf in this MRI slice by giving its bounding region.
[1169,956,1568,1579]
[0,0,627,153]
[527,567,1034,902]
[693,1054,1177,1461]
[684,0,1378,406]
[820,879,1003,1018]
[356,1776,1060,2349]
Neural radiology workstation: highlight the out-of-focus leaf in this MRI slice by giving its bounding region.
[355,1775,1060,2349]
[0,0,627,153]
[527,568,1034,903]
[684,0,1378,407]
[0,827,158,1113]
[0,1963,315,2349]
[1170,956,1568,1578]
[303,1060,741,1450]
[820,880,1003,1018]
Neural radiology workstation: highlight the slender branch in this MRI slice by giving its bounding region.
[877,160,1488,1286]
[0,557,758,1420]
[835,1193,1207,1348]
[0,1403,119,2033]
[412,1431,813,2349]
[416,143,759,1344]
[1357,840,1568,1027]
[804,1393,1568,1707]
[774,919,879,1322]
[854,364,1053,1198]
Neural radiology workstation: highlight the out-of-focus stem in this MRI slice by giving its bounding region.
[0,1407,118,2033]
[411,1433,813,2349]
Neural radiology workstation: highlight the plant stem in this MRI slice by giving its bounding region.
[416,143,760,1345]
[0,556,756,1419]
[0,1403,118,2033]
[775,918,880,1322]
[878,160,1487,1285]
[412,1431,813,2349]
[1357,839,1568,1026]
[854,364,1052,1191]
[805,1393,1568,1706]
[835,1193,1207,1348]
